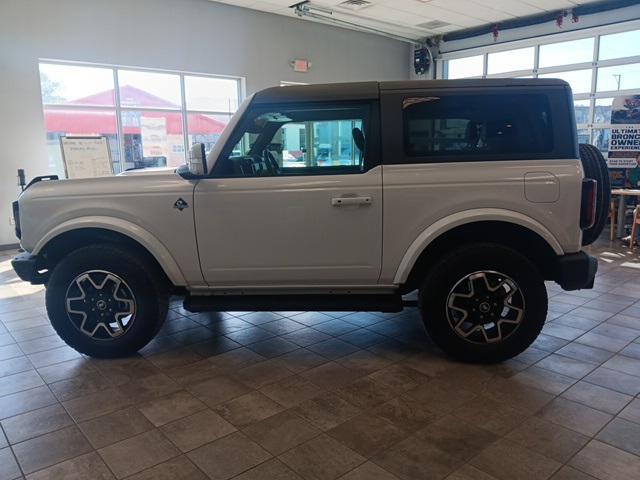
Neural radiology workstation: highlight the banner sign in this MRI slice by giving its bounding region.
[140,117,168,157]
[608,95,640,169]
[60,136,113,179]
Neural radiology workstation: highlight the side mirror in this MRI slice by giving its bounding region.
[187,143,207,176]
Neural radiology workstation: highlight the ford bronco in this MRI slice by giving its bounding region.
[11,79,609,362]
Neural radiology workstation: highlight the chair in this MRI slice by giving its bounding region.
[610,198,617,241]
[630,206,640,249]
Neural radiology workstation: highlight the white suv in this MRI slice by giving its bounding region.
[11,79,609,362]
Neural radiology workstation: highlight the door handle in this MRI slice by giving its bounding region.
[331,196,372,206]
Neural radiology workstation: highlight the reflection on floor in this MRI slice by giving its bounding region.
[0,239,640,479]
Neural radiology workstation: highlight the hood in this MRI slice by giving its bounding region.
[118,166,177,176]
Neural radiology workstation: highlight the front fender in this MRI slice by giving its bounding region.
[393,208,564,284]
[32,216,187,286]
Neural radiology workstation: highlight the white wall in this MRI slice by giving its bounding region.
[0,0,409,246]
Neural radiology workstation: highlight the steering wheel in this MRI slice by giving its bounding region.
[262,149,280,175]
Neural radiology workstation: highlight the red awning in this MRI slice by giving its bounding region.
[44,85,227,135]
[44,109,226,135]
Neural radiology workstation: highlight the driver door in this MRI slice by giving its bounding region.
[194,101,382,288]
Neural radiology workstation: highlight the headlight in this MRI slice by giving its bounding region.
[12,201,21,239]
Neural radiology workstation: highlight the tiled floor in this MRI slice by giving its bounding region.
[1,239,640,479]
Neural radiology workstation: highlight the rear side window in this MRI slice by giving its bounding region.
[403,94,554,158]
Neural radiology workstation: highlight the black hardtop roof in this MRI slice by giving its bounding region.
[252,78,570,104]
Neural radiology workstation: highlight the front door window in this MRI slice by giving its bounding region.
[216,104,369,177]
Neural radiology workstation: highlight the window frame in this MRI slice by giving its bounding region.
[210,100,380,178]
[438,20,640,145]
[39,59,244,173]
[381,86,577,165]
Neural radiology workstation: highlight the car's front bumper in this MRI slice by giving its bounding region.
[554,251,597,291]
[11,251,48,285]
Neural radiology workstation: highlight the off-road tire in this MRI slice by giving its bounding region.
[419,243,548,363]
[45,244,168,358]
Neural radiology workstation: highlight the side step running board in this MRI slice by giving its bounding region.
[184,294,406,313]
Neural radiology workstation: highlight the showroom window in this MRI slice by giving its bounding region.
[39,62,242,177]
[440,22,640,150]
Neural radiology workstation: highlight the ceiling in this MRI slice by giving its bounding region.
[209,0,605,40]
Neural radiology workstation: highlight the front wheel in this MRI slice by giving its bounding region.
[419,243,548,363]
[45,244,168,358]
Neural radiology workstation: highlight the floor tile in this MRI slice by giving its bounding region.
[561,381,633,415]
[280,434,366,480]
[260,375,324,408]
[26,451,114,480]
[276,349,328,374]
[294,392,362,431]
[328,413,407,458]
[576,333,628,353]
[0,386,57,421]
[0,370,43,397]
[511,366,576,395]
[416,415,499,462]
[372,395,439,433]
[596,418,640,456]
[214,391,284,427]
[549,465,598,480]
[618,398,640,425]
[367,364,430,392]
[233,458,302,480]
[583,367,640,395]
[300,362,362,390]
[244,410,321,455]
[27,346,81,368]
[1,404,72,444]
[470,438,562,480]
[98,429,179,479]
[307,338,361,360]
[233,358,294,389]
[569,440,640,480]
[187,431,271,480]
[247,337,299,358]
[555,343,614,364]
[405,379,477,415]
[338,461,399,480]
[187,375,251,407]
[506,416,590,463]
[336,350,392,375]
[282,327,332,347]
[537,397,613,437]
[78,407,154,449]
[123,455,207,480]
[602,355,640,377]
[48,369,112,402]
[536,354,598,379]
[138,390,206,427]
[446,464,499,480]
[0,356,32,379]
[160,409,236,452]
[63,387,132,422]
[335,377,396,410]
[0,447,21,480]
[451,394,529,435]
[13,425,93,475]
[372,435,462,480]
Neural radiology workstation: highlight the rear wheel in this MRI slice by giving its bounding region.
[580,143,610,245]
[45,244,168,358]
[419,243,547,363]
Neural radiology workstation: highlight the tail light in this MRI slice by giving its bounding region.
[12,201,21,239]
[580,179,597,229]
